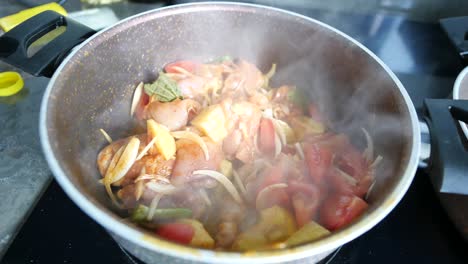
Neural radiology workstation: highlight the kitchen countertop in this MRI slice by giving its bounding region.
[0,0,465,261]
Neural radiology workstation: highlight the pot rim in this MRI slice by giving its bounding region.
[453,66,468,139]
[39,2,421,263]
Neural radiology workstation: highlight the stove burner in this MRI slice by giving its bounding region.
[117,244,341,264]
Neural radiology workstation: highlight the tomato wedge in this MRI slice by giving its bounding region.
[165,60,199,74]
[258,118,276,155]
[331,145,373,198]
[320,194,368,230]
[303,143,333,184]
[288,181,321,227]
[156,222,195,245]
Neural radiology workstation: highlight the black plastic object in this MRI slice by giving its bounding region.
[423,99,468,195]
[439,17,468,64]
[0,11,95,77]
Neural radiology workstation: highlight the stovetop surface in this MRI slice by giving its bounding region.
[2,1,468,264]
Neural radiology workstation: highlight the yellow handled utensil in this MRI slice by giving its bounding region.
[0,72,24,97]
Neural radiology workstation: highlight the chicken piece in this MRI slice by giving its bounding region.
[171,138,224,186]
[97,134,175,187]
[215,197,246,248]
[228,102,262,163]
[143,99,201,131]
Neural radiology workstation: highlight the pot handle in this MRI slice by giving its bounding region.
[423,99,468,195]
[0,11,95,77]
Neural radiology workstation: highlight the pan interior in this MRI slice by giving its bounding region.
[44,4,415,255]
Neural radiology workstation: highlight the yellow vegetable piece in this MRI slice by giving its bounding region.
[0,3,67,32]
[178,219,215,249]
[291,116,325,140]
[147,120,176,160]
[191,104,228,142]
[219,160,233,179]
[232,206,297,251]
[284,221,330,247]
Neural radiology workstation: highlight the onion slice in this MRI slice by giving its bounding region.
[130,82,144,117]
[365,180,377,201]
[103,146,124,205]
[147,193,164,221]
[135,180,145,201]
[274,131,282,157]
[146,181,177,194]
[171,131,209,160]
[362,128,373,162]
[334,167,358,186]
[370,155,383,168]
[193,170,242,204]
[232,170,247,195]
[99,128,113,143]
[136,137,157,160]
[295,143,305,160]
[255,183,288,209]
[171,66,195,76]
[105,137,140,184]
[199,189,212,206]
[272,119,287,146]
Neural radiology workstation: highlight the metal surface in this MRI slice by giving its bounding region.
[39,2,419,264]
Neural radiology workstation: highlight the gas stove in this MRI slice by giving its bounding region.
[1,1,468,264]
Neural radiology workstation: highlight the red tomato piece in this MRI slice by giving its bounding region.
[288,181,321,227]
[332,144,373,198]
[320,194,368,230]
[304,143,333,184]
[165,60,199,74]
[156,223,194,245]
[329,168,373,198]
[258,118,276,155]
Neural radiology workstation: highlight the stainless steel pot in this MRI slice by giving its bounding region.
[2,2,466,264]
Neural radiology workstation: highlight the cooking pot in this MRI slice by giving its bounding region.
[1,2,467,263]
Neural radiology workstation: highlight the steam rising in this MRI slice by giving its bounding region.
[59,4,413,250]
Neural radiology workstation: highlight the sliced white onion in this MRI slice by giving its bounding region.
[272,119,287,146]
[103,145,124,206]
[99,128,113,143]
[263,108,273,118]
[255,183,288,209]
[147,193,164,221]
[362,128,373,162]
[135,180,145,201]
[105,137,140,184]
[136,137,157,160]
[171,131,209,161]
[199,189,212,206]
[365,180,377,201]
[134,174,155,182]
[193,170,242,204]
[335,167,358,186]
[232,170,247,195]
[370,155,383,168]
[130,82,144,117]
[274,131,282,158]
[146,181,177,194]
[295,143,305,160]
[171,66,194,76]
